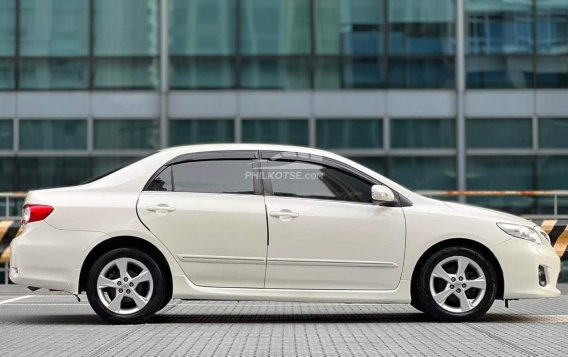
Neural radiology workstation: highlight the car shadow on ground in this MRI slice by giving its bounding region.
[3,312,547,325]
[149,312,544,324]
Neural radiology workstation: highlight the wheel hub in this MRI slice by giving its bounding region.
[96,257,154,315]
[429,256,486,314]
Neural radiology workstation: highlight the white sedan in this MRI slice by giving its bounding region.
[10,144,560,324]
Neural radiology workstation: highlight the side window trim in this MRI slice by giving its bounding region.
[166,150,258,165]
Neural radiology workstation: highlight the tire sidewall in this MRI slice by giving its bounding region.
[417,246,497,322]
[86,248,166,324]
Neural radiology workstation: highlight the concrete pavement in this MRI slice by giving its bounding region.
[0,286,567,356]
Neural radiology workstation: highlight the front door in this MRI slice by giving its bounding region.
[137,152,267,288]
[262,155,406,290]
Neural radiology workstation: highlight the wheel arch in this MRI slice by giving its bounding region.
[79,235,173,304]
[410,238,505,303]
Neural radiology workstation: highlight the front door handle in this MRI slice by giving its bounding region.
[270,210,299,220]
[147,204,176,213]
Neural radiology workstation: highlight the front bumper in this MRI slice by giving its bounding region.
[493,236,561,299]
[10,221,106,293]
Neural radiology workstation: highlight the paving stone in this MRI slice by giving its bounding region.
[0,294,567,356]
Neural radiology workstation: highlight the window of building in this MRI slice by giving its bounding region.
[0,59,15,89]
[172,160,254,194]
[94,0,159,56]
[391,119,455,148]
[93,0,160,89]
[539,118,568,148]
[240,0,310,55]
[0,158,15,191]
[19,119,87,150]
[535,56,568,88]
[18,0,88,90]
[170,58,235,89]
[536,1,568,88]
[349,156,386,175]
[388,0,455,88]
[92,156,140,177]
[169,119,234,146]
[317,119,383,149]
[94,120,159,150]
[389,57,455,88]
[19,58,88,90]
[536,155,568,214]
[538,156,568,189]
[266,160,373,203]
[315,58,386,89]
[0,0,15,56]
[242,119,309,145]
[465,0,534,88]
[93,58,159,89]
[467,118,532,148]
[170,0,236,56]
[314,0,384,55]
[0,119,12,150]
[389,0,454,55]
[466,155,535,212]
[389,156,456,190]
[466,156,534,190]
[20,0,88,56]
[240,59,310,90]
[16,157,90,190]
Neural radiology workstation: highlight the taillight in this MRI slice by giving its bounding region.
[22,204,54,224]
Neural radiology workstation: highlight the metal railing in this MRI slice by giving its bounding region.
[0,192,27,220]
[416,190,568,219]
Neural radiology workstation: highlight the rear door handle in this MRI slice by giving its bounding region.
[146,204,176,213]
[270,210,299,219]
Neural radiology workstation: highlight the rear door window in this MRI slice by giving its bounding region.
[172,160,255,194]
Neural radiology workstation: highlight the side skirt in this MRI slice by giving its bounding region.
[171,275,412,304]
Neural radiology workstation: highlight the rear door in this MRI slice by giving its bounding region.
[137,151,268,288]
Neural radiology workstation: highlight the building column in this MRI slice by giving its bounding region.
[159,0,169,148]
[456,0,466,198]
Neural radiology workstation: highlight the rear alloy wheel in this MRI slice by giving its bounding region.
[87,248,166,324]
[416,246,497,322]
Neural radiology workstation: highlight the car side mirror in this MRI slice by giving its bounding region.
[371,185,395,204]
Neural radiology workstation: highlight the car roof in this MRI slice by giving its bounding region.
[160,143,335,157]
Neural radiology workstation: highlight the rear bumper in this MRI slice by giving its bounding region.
[493,237,561,299]
[9,221,107,293]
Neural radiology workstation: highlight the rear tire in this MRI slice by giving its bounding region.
[415,246,497,322]
[86,248,166,324]
[410,299,425,313]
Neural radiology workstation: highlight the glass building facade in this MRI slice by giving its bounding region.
[0,0,567,214]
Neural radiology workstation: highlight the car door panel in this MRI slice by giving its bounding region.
[260,153,406,290]
[264,196,406,290]
[137,155,268,289]
[138,192,268,288]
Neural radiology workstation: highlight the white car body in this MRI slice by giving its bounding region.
[10,144,560,315]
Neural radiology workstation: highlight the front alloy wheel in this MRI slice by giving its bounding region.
[416,246,497,322]
[429,256,487,314]
[87,248,166,324]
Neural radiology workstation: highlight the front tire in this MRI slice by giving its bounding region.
[415,246,497,322]
[86,248,166,324]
